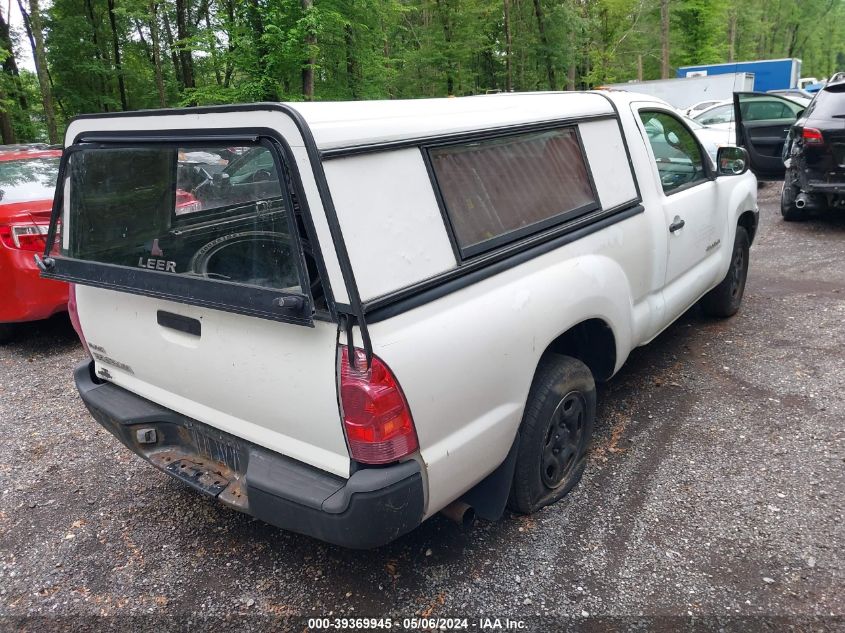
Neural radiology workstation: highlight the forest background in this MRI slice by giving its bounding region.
[0,0,842,143]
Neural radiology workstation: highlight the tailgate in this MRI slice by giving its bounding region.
[47,135,350,477]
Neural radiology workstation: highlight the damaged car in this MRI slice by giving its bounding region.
[733,83,845,221]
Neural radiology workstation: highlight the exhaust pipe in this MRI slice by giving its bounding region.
[440,501,476,528]
[795,192,822,210]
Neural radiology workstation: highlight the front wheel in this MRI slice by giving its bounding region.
[701,226,750,318]
[508,355,596,514]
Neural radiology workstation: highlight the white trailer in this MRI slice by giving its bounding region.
[603,72,755,110]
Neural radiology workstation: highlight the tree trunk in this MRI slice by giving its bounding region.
[161,7,183,87]
[83,0,110,111]
[203,1,222,87]
[434,0,454,95]
[0,87,15,143]
[660,0,670,79]
[532,0,555,90]
[637,54,643,81]
[21,0,58,142]
[174,0,195,89]
[149,2,167,107]
[301,0,315,100]
[18,1,66,118]
[727,8,737,61]
[107,0,129,110]
[503,0,512,91]
[221,0,235,88]
[345,23,359,99]
[0,9,28,111]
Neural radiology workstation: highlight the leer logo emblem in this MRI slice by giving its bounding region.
[138,238,177,272]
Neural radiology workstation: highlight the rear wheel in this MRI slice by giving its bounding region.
[509,355,596,514]
[701,226,750,318]
[781,173,806,222]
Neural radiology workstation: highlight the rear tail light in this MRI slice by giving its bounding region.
[68,284,91,357]
[0,222,49,251]
[175,190,202,215]
[339,346,419,464]
[802,127,824,144]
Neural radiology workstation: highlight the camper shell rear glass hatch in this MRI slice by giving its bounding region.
[41,135,319,325]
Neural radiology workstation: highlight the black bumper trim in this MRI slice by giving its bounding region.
[74,361,425,548]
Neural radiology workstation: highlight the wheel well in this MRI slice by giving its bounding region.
[738,210,758,243]
[542,319,616,382]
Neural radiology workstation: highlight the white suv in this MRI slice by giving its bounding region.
[41,91,758,547]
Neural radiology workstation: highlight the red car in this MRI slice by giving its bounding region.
[0,148,67,342]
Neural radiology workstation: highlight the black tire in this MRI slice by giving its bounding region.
[781,173,806,222]
[701,226,750,318]
[0,323,14,344]
[508,355,596,514]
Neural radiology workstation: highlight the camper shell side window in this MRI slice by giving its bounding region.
[426,126,600,260]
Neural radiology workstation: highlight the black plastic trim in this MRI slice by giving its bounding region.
[365,202,644,323]
[49,258,313,326]
[74,360,425,549]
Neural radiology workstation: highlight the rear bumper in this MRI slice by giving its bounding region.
[74,361,425,548]
[0,246,68,323]
[802,181,845,196]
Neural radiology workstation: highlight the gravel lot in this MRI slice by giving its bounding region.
[1,184,843,632]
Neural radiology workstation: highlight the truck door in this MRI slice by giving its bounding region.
[733,92,805,180]
[633,106,724,319]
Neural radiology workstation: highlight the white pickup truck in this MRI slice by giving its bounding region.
[41,91,758,548]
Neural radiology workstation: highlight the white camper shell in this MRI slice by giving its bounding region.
[43,91,759,547]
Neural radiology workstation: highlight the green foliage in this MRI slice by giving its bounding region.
[0,0,844,142]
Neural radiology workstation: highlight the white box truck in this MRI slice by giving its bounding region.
[603,72,755,110]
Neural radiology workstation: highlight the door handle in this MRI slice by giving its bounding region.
[669,216,686,233]
[157,310,201,336]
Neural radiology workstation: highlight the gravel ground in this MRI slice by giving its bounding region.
[1,184,843,632]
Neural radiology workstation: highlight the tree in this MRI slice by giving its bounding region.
[107,0,129,109]
[660,0,669,78]
[22,0,58,142]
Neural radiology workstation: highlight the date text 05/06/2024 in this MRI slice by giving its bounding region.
[306,617,527,630]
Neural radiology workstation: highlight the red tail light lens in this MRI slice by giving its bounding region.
[0,223,49,252]
[802,127,824,144]
[175,189,202,215]
[339,346,419,464]
[68,284,91,357]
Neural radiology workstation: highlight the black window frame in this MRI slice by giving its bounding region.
[42,132,322,327]
[423,124,601,261]
[637,109,714,196]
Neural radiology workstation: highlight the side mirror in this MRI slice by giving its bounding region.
[717,146,749,176]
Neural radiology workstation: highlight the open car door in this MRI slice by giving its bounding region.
[733,92,805,180]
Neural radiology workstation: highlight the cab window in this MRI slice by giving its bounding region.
[639,111,707,194]
[740,97,803,121]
